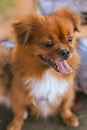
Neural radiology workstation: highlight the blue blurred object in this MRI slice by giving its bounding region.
[78,39,87,77]
[0,41,14,48]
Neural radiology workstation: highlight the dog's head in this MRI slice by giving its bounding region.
[13,8,80,74]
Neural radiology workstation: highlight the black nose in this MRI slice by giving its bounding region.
[58,49,70,59]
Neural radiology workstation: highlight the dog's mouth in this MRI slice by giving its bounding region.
[39,55,72,74]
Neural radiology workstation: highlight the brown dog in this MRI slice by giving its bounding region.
[5,8,80,130]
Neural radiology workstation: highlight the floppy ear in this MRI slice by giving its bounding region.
[13,15,36,45]
[54,8,81,32]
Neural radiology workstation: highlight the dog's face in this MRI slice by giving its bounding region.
[13,8,80,74]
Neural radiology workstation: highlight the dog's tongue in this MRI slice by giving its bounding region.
[56,60,72,74]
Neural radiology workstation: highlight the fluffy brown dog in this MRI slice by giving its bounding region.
[7,8,80,130]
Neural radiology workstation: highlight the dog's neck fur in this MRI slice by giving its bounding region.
[24,69,69,102]
[23,69,69,118]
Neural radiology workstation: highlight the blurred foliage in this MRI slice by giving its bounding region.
[0,0,15,24]
[0,0,15,13]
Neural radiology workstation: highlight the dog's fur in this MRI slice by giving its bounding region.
[0,45,12,106]
[0,8,80,130]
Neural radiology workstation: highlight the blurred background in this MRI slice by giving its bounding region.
[0,0,15,25]
[0,1,87,130]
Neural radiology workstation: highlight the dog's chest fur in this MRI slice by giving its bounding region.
[24,70,69,118]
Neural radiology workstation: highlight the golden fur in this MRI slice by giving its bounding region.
[0,8,80,130]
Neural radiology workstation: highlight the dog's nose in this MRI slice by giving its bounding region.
[58,49,70,59]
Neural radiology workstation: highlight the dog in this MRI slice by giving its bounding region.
[0,8,80,130]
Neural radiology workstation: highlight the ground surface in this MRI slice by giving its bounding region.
[0,93,87,130]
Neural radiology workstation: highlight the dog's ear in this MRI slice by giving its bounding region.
[13,15,37,45]
[54,8,80,32]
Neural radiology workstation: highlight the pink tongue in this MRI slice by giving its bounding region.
[56,60,72,74]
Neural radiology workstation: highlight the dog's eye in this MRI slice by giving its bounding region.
[68,37,73,43]
[43,41,54,49]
